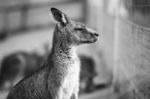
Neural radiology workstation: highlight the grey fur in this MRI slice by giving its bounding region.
[6,7,99,99]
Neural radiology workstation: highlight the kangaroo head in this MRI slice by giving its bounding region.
[51,7,99,46]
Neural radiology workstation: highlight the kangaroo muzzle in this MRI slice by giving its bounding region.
[86,27,99,43]
[91,32,99,43]
[93,32,99,37]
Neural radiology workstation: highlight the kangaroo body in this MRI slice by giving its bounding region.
[7,8,99,99]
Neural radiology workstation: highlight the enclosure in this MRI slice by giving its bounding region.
[0,0,150,99]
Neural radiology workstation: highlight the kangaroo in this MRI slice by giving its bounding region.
[6,7,99,99]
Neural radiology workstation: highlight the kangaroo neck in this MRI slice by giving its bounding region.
[52,37,77,60]
[50,26,78,64]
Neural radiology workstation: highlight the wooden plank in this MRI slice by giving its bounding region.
[0,0,75,12]
[27,2,83,27]
[0,1,84,40]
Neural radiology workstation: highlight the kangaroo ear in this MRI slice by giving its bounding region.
[51,7,69,26]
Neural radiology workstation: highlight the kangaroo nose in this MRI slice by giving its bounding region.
[94,33,99,37]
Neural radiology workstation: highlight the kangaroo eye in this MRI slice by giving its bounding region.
[74,28,84,31]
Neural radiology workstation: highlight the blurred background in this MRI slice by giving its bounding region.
[0,0,150,99]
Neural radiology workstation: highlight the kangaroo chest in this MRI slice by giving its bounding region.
[48,48,80,99]
[61,60,80,98]
[52,57,80,99]
[57,58,80,85]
